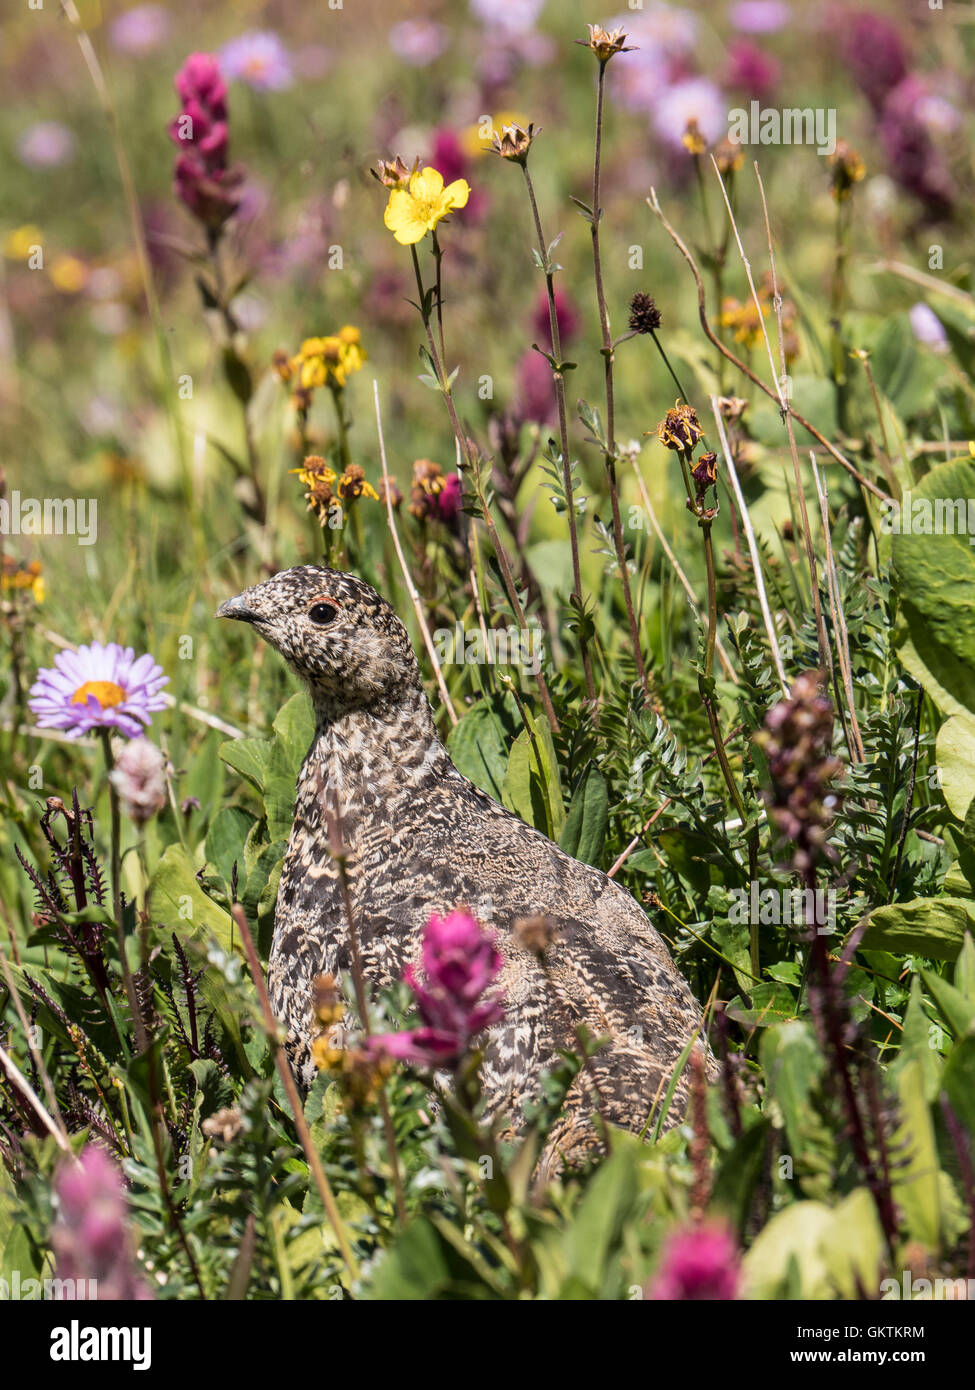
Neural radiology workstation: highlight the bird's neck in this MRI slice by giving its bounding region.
[295,682,450,840]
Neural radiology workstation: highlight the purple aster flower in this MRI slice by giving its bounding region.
[649,1223,740,1300]
[219,31,293,91]
[16,122,76,169]
[29,641,168,740]
[389,18,448,66]
[909,302,948,352]
[729,0,791,33]
[652,77,727,150]
[470,0,545,34]
[109,4,170,54]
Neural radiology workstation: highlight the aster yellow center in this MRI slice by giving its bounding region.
[71,679,126,709]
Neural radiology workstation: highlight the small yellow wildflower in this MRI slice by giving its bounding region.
[720,296,769,350]
[3,225,43,261]
[828,140,866,201]
[49,254,89,295]
[1,557,44,603]
[290,455,337,527]
[383,166,470,246]
[336,464,379,502]
[681,119,708,156]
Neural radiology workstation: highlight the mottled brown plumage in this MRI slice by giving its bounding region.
[217,566,711,1164]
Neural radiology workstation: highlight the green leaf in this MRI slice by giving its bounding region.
[936,714,975,818]
[891,1059,941,1250]
[218,736,271,794]
[501,713,564,840]
[943,1034,975,1138]
[857,896,975,962]
[446,693,518,802]
[205,806,258,889]
[149,844,236,954]
[711,1117,772,1236]
[891,977,942,1102]
[892,460,975,692]
[558,762,608,866]
[921,968,975,1039]
[365,1218,498,1300]
[760,1020,825,1156]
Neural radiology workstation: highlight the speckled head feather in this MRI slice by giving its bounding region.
[217,565,419,718]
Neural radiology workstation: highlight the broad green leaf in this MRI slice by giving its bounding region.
[711,1117,772,1236]
[921,968,975,1039]
[501,714,564,839]
[892,460,975,690]
[891,977,942,1102]
[271,691,315,772]
[891,1059,940,1250]
[150,843,235,954]
[205,806,258,888]
[942,1035,975,1139]
[742,1200,833,1299]
[858,896,975,962]
[955,932,975,1001]
[218,736,271,794]
[935,714,975,818]
[817,1188,886,1301]
[558,762,609,866]
[446,693,518,802]
[760,1020,825,1157]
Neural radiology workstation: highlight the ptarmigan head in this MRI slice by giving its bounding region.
[216,566,420,714]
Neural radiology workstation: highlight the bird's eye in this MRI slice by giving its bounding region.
[308,602,338,625]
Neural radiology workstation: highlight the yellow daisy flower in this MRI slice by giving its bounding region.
[383,166,470,246]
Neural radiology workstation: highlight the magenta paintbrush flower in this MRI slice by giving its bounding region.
[649,1222,740,1300]
[29,641,168,740]
[52,1145,150,1300]
[169,52,243,232]
[368,910,505,1068]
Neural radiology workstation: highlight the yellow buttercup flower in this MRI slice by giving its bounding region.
[383,166,470,246]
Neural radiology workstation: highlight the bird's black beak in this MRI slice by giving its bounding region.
[216,596,261,624]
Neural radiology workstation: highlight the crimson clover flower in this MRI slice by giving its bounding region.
[367,910,505,1068]
[648,1222,740,1301]
[29,641,168,740]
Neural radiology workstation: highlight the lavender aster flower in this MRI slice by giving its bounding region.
[29,641,168,740]
[470,0,545,34]
[16,122,76,169]
[109,4,170,54]
[729,0,791,34]
[909,302,948,352]
[653,78,727,150]
[219,31,293,91]
[388,19,448,66]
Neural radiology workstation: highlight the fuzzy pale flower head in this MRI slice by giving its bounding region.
[109,737,167,825]
[383,165,470,245]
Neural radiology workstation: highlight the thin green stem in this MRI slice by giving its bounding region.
[590,60,649,697]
